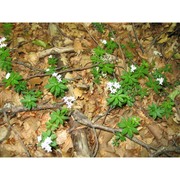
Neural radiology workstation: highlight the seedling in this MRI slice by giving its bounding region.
[46,108,69,131]
[0,47,12,72]
[2,23,13,37]
[45,76,68,97]
[148,103,164,120]
[92,23,105,33]
[113,116,140,146]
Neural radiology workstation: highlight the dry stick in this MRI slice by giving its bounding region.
[92,128,99,157]
[72,110,157,155]
[132,23,145,54]
[0,102,65,115]
[2,112,31,157]
[13,60,44,72]
[152,146,180,157]
[38,46,75,58]
[25,64,100,80]
[82,24,99,45]
[0,112,11,143]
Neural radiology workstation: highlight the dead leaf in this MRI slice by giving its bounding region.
[26,52,39,66]
[56,130,68,145]
[157,34,169,44]
[147,123,163,140]
[28,77,43,88]
[73,88,83,98]
[61,135,73,154]
[74,38,84,53]
[0,126,9,142]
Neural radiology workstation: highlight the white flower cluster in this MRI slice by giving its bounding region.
[107,81,121,94]
[5,72,11,79]
[156,77,164,85]
[0,37,7,48]
[153,50,162,57]
[52,72,62,83]
[130,64,137,72]
[49,55,52,58]
[100,39,107,44]
[38,135,52,153]
[63,96,75,108]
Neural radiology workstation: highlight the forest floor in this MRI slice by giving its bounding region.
[0,23,179,157]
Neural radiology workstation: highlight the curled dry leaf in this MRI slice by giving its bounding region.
[25,52,39,66]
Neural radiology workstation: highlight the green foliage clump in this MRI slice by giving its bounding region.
[148,103,164,119]
[2,23,13,37]
[3,71,22,87]
[92,23,105,33]
[148,99,174,120]
[38,108,69,149]
[107,89,134,108]
[45,77,68,97]
[113,116,140,146]
[46,108,69,131]
[0,48,12,72]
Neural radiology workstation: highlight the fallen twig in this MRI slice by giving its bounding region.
[82,24,99,45]
[38,46,74,58]
[132,23,145,54]
[71,110,157,155]
[151,146,180,157]
[0,102,65,115]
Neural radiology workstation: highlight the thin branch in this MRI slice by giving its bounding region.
[151,146,180,157]
[132,23,145,54]
[71,110,157,154]
[25,64,99,80]
[38,46,74,58]
[0,102,65,115]
[82,24,99,45]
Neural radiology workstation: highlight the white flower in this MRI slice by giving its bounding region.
[156,77,164,85]
[63,96,75,108]
[0,37,6,43]
[101,39,107,44]
[49,55,52,58]
[66,102,73,108]
[113,82,121,89]
[0,43,7,48]
[41,142,52,152]
[41,141,48,149]
[52,72,58,77]
[5,73,11,79]
[107,81,121,94]
[153,50,162,57]
[111,38,114,41]
[44,137,52,145]
[46,68,50,72]
[130,64,137,72]
[37,135,42,142]
[107,82,113,88]
[41,137,53,152]
[44,144,52,152]
[56,74,62,82]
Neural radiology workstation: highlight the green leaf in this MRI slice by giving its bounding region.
[2,23,13,36]
[48,57,58,66]
[45,77,68,97]
[14,81,27,94]
[32,39,47,48]
[20,94,37,109]
[117,116,140,138]
[148,103,164,120]
[3,71,22,87]
[0,48,12,71]
[92,23,105,33]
